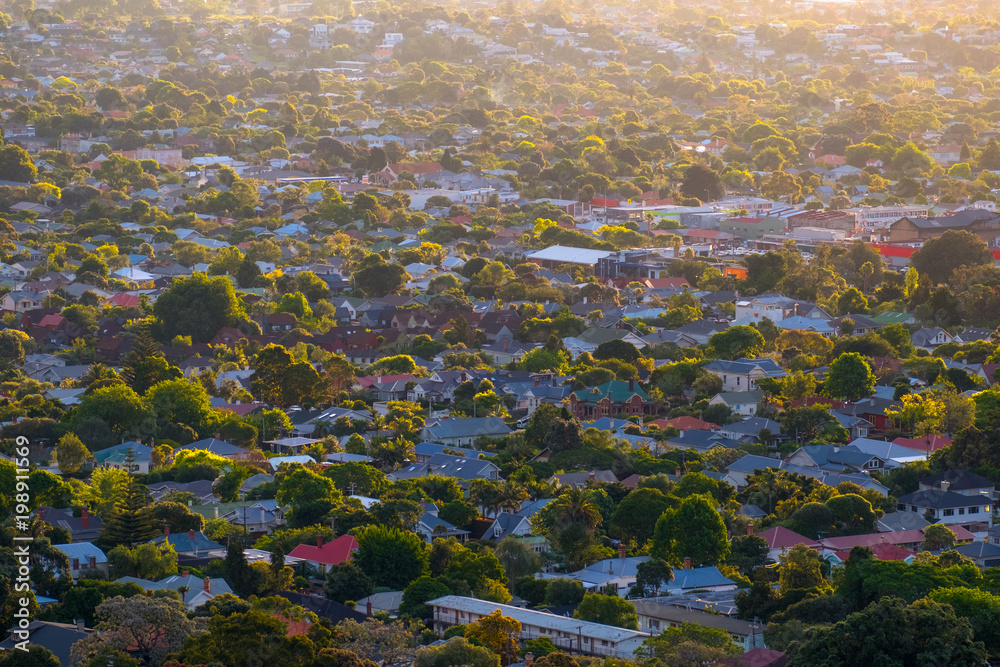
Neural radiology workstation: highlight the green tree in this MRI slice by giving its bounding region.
[922,523,958,551]
[823,352,876,401]
[787,597,986,667]
[911,230,993,285]
[324,561,375,603]
[400,576,453,620]
[153,274,246,343]
[651,494,729,567]
[353,254,408,297]
[353,525,429,590]
[680,163,723,201]
[0,143,37,182]
[55,432,90,474]
[707,325,765,360]
[72,384,151,440]
[146,378,216,437]
[778,543,829,594]
[642,622,741,664]
[573,593,638,629]
[609,488,674,545]
[414,637,498,667]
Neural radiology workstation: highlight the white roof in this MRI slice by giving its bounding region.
[428,595,646,643]
[526,245,613,265]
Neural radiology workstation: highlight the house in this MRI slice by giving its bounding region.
[288,535,358,575]
[1,290,44,311]
[92,442,153,474]
[117,573,233,610]
[176,437,252,460]
[0,621,91,666]
[709,390,765,416]
[480,499,555,541]
[415,503,469,542]
[539,555,648,596]
[387,453,502,484]
[665,565,737,594]
[549,470,619,488]
[786,444,885,473]
[421,416,512,446]
[150,529,224,556]
[36,506,103,543]
[911,327,955,351]
[427,596,647,658]
[895,489,992,528]
[755,526,821,562]
[569,380,648,420]
[702,358,786,392]
[724,455,780,490]
[919,470,996,499]
[53,543,108,579]
[632,601,767,652]
[947,541,1000,568]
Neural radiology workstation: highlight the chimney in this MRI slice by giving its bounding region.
[38,506,44,522]
[628,379,634,391]
[214,433,220,440]
[941,481,951,493]
[182,570,190,577]
[317,535,324,548]
[618,545,626,559]
[89,556,96,569]
[589,471,596,481]
[81,506,89,528]
[164,525,170,536]
[76,619,85,633]
[260,507,266,525]
[525,652,535,666]
[683,557,692,570]
[203,577,211,593]
[675,467,682,477]
[188,529,195,540]
[366,599,372,617]
[214,505,219,519]
[535,378,540,387]
[747,524,755,536]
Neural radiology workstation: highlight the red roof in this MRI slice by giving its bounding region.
[757,526,820,550]
[891,434,952,452]
[355,373,415,388]
[591,198,620,207]
[834,542,914,562]
[288,535,358,566]
[645,277,690,290]
[106,293,141,308]
[819,526,975,551]
[660,416,719,431]
[38,314,64,328]
[871,244,917,258]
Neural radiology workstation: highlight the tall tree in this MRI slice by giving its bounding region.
[823,352,876,401]
[651,494,729,567]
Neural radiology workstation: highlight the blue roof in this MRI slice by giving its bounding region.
[53,542,107,563]
[414,442,498,458]
[179,438,247,456]
[726,454,780,473]
[671,566,735,590]
[150,531,224,553]
[93,442,153,464]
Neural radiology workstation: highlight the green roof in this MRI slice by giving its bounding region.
[871,311,911,324]
[571,380,648,405]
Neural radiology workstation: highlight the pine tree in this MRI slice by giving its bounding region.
[120,323,163,388]
[960,141,972,162]
[224,539,253,596]
[101,449,158,548]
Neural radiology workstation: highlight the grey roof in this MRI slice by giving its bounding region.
[877,512,931,532]
[726,454,780,474]
[919,470,995,492]
[413,442,498,459]
[897,489,991,510]
[0,621,91,665]
[423,416,512,440]
[150,530,224,554]
[390,453,500,482]
[795,444,881,470]
[669,566,736,591]
[178,438,248,457]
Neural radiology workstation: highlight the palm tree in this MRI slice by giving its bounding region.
[497,482,529,514]
[551,487,602,533]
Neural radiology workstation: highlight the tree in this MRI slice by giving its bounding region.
[335,618,416,666]
[593,339,641,364]
[707,325,765,360]
[400,576,452,620]
[72,384,151,440]
[787,598,986,667]
[634,557,673,597]
[651,494,729,567]
[760,170,802,202]
[55,432,90,474]
[414,637,499,667]
[0,645,60,667]
[0,143,37,182]
[642,622,741,665]
[494,536,541,582]
[353,525,429,590]
[153,274,246,343]
[69,596,195,667]
[778,543,828,594]
[353,254,408,297]
[837,287,868,315]
[928,587,1000,657]
[922,523,958,551]
[146,378,216,437]
[680,164,723,201]
[0,330,26,375]
[912,230,993,285]
[101,459,158,548]
[465,610,521,664]
[823,352,876,401]
[324,561,375,603]
[728,535,768,577]
[574,593,638,629]
[252,344,329,408]
[609,488,674,545]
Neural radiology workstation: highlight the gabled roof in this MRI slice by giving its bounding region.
[897,489,991,510]
[756,526,820,550]
[288,535,358,566]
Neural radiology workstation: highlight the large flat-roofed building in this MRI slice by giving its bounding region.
[526,245,614,272]
[888,209,1000,245]
[786,209,856,233]
[427,596,646,658]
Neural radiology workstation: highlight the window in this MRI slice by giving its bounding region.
[959,508,965,515]
[969,506,981,514]
[944,509,955,516]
